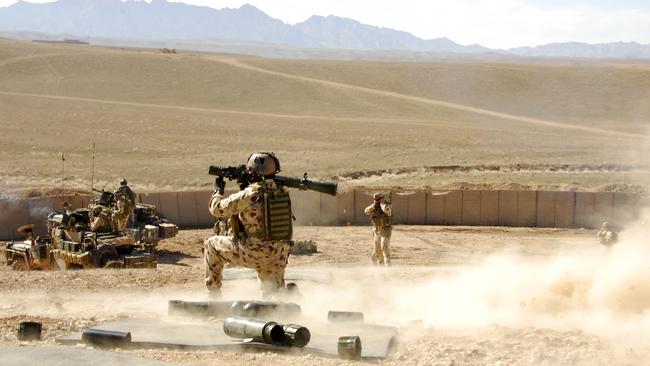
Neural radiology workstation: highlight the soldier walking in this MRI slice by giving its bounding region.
[365,193,392,266]
[597,221,618,246]
[204,152,293,298]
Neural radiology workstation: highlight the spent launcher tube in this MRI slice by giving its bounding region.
[223,316,311,347]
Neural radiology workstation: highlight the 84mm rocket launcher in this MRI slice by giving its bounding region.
[208,165,338,196]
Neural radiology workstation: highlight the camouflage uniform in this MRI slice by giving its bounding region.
[112,198,130,233]
[90,209,112,232]
[597,222,618,246]
[115,179,136,224]
[365,195,392,266]
[204,180,291,297]
[213,218,231,236]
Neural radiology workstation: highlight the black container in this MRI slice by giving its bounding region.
[82,329,132,348]
[223,316,285,345]
[327,311,364,323]
[282,324,310,347]
[17,322,42,341]
[168,300,233,318]
[168,300,186,316]
[338,336,362,360]
[230,301,301,318]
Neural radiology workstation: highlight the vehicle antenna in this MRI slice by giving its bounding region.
[61,152,66,196]
[91,142,96,193]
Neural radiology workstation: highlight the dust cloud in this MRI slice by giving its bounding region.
[295,212,650,351]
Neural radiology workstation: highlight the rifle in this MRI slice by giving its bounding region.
[208,165,337,196]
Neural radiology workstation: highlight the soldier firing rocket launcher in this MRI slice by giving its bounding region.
[208,165,338,196]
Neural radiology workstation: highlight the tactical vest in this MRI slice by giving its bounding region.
[263,187,293,241]
[372,208,392,230]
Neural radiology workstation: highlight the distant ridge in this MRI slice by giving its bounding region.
[0,0,649,58]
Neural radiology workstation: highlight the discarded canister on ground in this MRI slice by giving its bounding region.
[223,316,285,345]
[327,311,364,323]
[82,329,132,348]
[338,336,362,360]
[230,301,301,318]
[168,300,186,316]
[282,324,310,347]
[169,300,233,318]
[17,321,42,341]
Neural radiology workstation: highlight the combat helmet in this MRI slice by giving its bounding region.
[120,178,128,186]
[246,152,281,177]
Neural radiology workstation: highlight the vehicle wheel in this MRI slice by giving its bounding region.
[11,257,28,271]
[91,245,119,268]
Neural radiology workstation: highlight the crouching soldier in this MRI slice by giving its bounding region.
[365,192,392,266]
[204,152,292,298]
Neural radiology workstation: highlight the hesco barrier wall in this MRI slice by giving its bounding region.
[0,190,643,240]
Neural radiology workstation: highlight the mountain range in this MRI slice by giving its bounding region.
[1,0,649,59]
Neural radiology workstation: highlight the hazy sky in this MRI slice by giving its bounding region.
[1,0,649,48]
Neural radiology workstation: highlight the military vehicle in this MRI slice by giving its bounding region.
[5,225,58,271]
[4,190,178,271]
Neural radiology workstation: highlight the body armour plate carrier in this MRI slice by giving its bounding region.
[372,210,392,230]
[263,189,293,241]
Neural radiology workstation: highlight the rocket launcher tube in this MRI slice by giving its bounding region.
[223,316,285,345]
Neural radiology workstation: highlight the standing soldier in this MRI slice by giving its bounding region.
[365,193,392,266]
[204,152,293,298]
[115,178,136,223]
[597,221,618,246]
[112,196,130,233]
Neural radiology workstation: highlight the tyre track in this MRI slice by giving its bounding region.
[210,56,644,140]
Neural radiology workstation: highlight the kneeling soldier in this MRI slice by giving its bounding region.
[204,152,293,298]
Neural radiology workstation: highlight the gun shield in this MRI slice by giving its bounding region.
[223,316,285,345]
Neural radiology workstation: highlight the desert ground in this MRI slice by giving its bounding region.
[2,36,650,366]
[3,225,650,366]
[1,37,650,197]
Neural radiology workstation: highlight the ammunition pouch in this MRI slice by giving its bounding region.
[372,211,392,231]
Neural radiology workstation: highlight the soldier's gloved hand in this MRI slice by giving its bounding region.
[214,177,226,195]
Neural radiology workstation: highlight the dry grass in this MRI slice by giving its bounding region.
[0,38,648,195]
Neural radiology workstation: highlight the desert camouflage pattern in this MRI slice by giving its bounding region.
[90,211,112,232]
[213,218,231,236]
[365,202,393,266]
[204,236,290,296]
[205,180,292,297]
[115,182,136,224]
[112,198,130,233]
